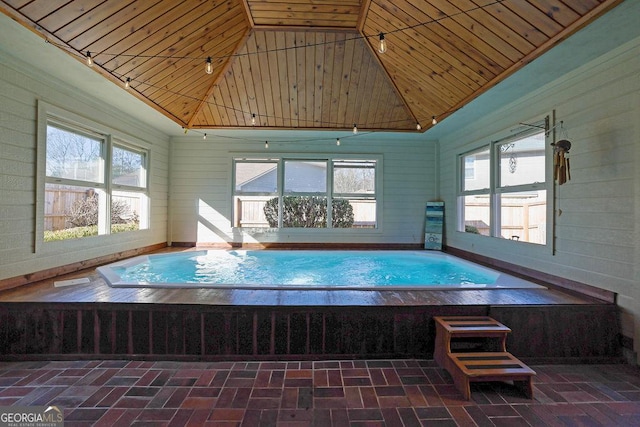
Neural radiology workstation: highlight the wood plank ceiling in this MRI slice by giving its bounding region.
[0,0,622,132]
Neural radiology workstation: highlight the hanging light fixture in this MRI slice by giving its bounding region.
[205,57,213,75]
[251,113,256,126]
[125,77,131,89]
[416,122,422,130]
[203,133,207,140]
[86,51,93,67]
[378,33,387,54]
[336,138,341,146]
[353,123,358,135]
[265,141,269,149]
[432,116,438,125]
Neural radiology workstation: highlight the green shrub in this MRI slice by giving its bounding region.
[44,223,139,242]
[112,223,140,233]
[264,196,354,228]
[465,225,480,234]
[44,225,98,242]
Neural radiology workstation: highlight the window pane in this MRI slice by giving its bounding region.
[235,162,278,193]
[462,147,489,191]
[499,132,545,187]
[46,124,102,183]
[44,183,102,241]
[284,161,327,193]
[334,198,376,228]
[462,194,490,235]
[234,195,273,228]
[333,160,375,194]
[499,190,546,244]
[112,146,145,187]
[281,196,327,228]
[464,157,475,179]
[111,191,144,233]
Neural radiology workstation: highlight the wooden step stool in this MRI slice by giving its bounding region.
[433,316,511,372]
[448,352,536,400]
[433,316,535,400]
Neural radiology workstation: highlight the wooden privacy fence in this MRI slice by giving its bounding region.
[44,188,141,231]
[465,200,546,244]
[44,188,87,231]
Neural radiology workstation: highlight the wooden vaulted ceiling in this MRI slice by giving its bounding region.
[0,0,622,132]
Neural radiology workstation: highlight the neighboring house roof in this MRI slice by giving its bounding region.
[238,162,327,193]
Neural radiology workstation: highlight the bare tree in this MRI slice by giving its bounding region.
[46,125,101,180]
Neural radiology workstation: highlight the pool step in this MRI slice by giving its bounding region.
[433,316,535,400]
[449,352,535,400]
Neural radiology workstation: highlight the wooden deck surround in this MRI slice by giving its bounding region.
[0,247,622,363]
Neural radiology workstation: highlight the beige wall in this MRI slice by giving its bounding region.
[438,35,640,361]
[0,50,170,281]
[169,136,436,245]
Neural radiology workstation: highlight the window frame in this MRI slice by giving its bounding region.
[110,140,150,233]
[231,153,382,231]
[457,115,552,246]
[36,101,150,251]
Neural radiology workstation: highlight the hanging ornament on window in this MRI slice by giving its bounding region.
[501,143,517,174]
[509,144,517,174]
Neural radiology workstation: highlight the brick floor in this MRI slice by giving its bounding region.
[1,359,640,426]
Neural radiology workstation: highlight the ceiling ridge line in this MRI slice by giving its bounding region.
[187,24,255,129]
[42,0,509,64]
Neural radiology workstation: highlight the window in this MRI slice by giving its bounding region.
[233,160,278,228]
[333,160,377,228]
[111,143,148,234]
[464,156,476,180]
[460,147,491,236]
[43,119,148,242]
[458,119,549,244]
[496,132,546,243]
[232,156,379,229]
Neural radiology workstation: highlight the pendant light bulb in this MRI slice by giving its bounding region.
[205,57,213,75]
[432,115,437,125]
[265,141,269,149]
[86,51,93,67]
[125,77,131,89]
[416,122,422,130]
[378,33,387,54]
[251,113,256,126]
[336,138,341,146]
[203,133,207,140]
[353,123,358,135]
[183,127,188,134]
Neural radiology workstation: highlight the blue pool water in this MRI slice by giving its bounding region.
[97,250,543,290]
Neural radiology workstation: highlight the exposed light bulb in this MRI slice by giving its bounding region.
[416,122,422,130]
[86,51,93,67]
[252,113,256,126]
[125,77,131,89]
[378,33,387,54]
[205,57,213,75]
[432,115,437,125]
[336,138,341,146]
[183,127,188,134]
[203,133,207,140]
[353,123,358,135]
[265,141,269,149]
